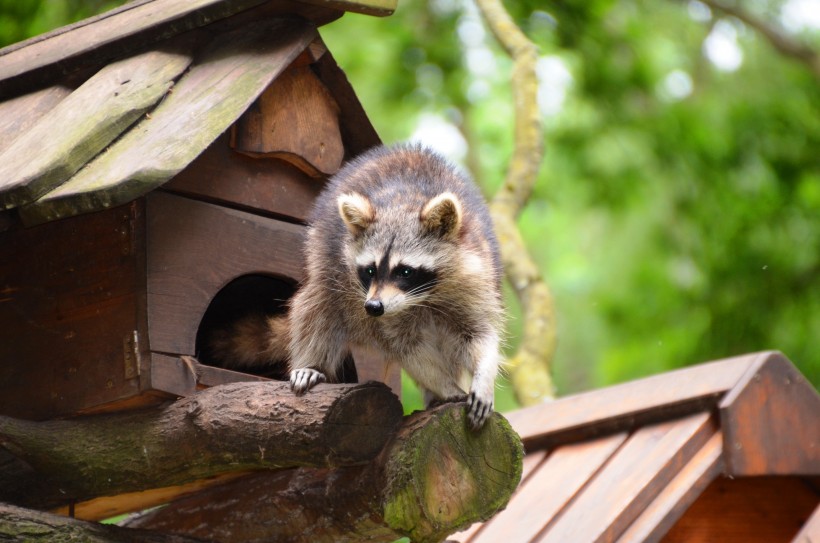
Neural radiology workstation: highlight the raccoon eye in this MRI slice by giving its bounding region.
[365,266,376,277]
[397,266,414,278]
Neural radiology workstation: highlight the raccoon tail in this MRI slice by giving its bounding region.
[206,314,290,370]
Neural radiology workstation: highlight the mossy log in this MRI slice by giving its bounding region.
[0,381,402,508]
[0,503,204,543]
[126,404,524,543]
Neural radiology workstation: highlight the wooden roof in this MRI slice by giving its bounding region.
[452,351,820,543]
[0,0,381,227]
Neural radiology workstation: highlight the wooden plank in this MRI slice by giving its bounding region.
[616,431,723,543]
[792,504,820,543]
[470,433,629,543]
[19,18,317,226]
[147,355,271,399]
[505,351,772,449]
[163,132,323,223]
[0,0,269,93]
[312,43,382,156]
[0,47,193,210]
[51,471,251,521]
[448,450,549,542]
[0,201,147,420]
[662,476,820,543]
[0,84,72,155]
[719,351,820,476]
[231,64,344,177]
[537,412,716,543]
[145,191,306,357]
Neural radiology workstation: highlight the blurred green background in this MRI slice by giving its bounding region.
[2,0,818,411]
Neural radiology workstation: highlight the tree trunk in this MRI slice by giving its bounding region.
[0,381,402,508]
[126,403,524,543]
[0,503,203,543]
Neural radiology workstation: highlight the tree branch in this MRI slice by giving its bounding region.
[126,404,524,543]
[700,0,820,79]
[475,0,558,403]
[0,503,204,543]
[0,381,402,510]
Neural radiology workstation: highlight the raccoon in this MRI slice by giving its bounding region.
[288,144,504,429]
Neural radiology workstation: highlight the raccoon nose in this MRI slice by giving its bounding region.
[364,299,385,317]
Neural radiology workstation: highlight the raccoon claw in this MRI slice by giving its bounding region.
[290,368,326,395]
[466,392,494,430]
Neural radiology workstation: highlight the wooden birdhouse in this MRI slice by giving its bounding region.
[0,0,400,421]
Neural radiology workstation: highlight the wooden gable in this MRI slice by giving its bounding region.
[0,0,393,421]
[452,351,820,543]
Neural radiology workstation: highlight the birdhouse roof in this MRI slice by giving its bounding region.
[453,351,820,542]
[0,0,382,227]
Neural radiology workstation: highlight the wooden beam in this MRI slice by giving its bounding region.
[0,46,193,210]
[19,18,317,226]
[505,352,772,449]
[615,431,724,543]
[719,351,820,476]
[0,84,72,156]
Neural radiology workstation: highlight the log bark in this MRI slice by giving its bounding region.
[0,381,402,508]
[0,502,204,543]
[126,403,524,543]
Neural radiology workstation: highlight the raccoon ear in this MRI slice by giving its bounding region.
[338,193,375,236]
[421,192,462,239]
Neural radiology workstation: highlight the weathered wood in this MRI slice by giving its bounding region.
[0,503,205,543]
[504,351,773,450]
[0,381,402,508]
[719,351,820,476]
[0,84,71,155]
[18,18,317,226]
[0,47,193,210]
[539,413,716,543]
[163,132,323,222]
[448,450,548,542]
[661,476,820,543]
[231,64,344,177]
[126,403,523,543]
[145,191,305,356]
[616,432,724,543]
[312,44,382,156]
[0,200,147,420]
[466,432,628,543]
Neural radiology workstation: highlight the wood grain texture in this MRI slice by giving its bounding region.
[0,503,202,543]
[19,18,317,225]
[448,450,549,542]
[231,64,344,176]
[505,352,769,449]
[616,431,724,543]
[0,84,72,156]
[471,432,628,543]
[537,412,716,543]
[0,0,269,93]
[661,476,819,543]
[0,381,402,506]
[0,47,192,210]
[164,132,323,223]
[0,201,146,420]
[719,351,820,476]
[126,404,522,543]
[145,191,306,356]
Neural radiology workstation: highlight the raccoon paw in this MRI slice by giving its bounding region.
[290,368,326,395]
[466,391,494,430]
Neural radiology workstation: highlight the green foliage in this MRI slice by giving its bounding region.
[5,0,818,404]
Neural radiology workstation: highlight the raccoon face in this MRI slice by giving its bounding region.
[356,257,438,316]
[338,190,461,317]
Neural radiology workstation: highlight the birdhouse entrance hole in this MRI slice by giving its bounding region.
[196,274,295,379]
